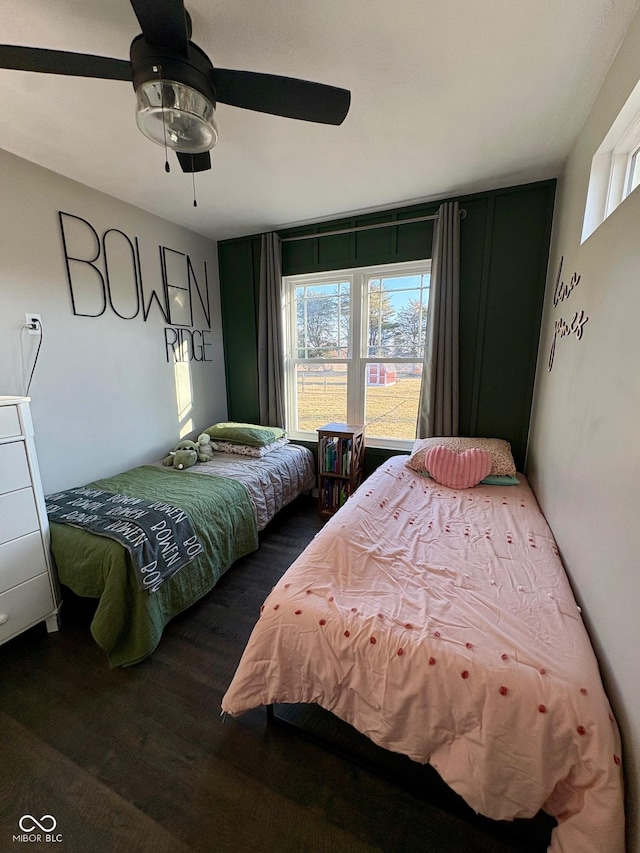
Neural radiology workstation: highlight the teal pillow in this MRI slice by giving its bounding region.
[478,474,520,486]
[204,422,286,448]
[416,469,519,486]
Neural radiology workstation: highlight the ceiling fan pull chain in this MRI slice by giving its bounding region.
[154,64,171,173]
[192,168,198,207]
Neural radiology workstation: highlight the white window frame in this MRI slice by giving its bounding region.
[582,77,640,242]
[283,258,431,451]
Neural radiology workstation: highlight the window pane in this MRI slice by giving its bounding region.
[364,362,423,440]
[295,282,350,359]
[295,363,348,431]
[367,275,429,359]
[627,147,640,196]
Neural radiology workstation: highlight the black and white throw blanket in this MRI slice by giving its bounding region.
[46,487,203,593]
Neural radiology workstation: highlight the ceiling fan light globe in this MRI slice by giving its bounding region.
[135,79,218,154]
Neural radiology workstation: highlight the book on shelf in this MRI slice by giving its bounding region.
[321,478,350,510]
[321,436,352,476]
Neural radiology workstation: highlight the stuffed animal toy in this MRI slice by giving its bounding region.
[196,433,217,462]
[162,439,199,470]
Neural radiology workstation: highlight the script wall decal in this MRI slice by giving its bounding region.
[548,255,589,371]
[58,211,213,363]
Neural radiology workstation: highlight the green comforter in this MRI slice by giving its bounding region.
[50,465,258,667]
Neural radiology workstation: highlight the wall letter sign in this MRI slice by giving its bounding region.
[58,211,213,362]
[548,255,589,371]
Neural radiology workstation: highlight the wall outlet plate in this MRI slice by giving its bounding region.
[25,313,42,335]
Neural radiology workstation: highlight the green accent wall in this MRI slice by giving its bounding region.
[217,179,555,471]
[218,236,262,425]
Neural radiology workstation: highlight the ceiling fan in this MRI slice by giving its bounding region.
[0,0,351,174]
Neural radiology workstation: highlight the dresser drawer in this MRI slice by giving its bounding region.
[0,405,21,440]
[0,488,40,544]
[0,531,49,595]
[0,572,55,645]
[0,441,32,495]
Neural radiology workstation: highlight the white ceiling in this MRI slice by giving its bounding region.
[1,0,639,241]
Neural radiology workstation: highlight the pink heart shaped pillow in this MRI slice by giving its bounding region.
[425,445,492,490]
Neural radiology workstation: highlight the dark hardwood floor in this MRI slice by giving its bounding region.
[0,495,555,852]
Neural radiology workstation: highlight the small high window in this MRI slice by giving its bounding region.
[582,78,640,242]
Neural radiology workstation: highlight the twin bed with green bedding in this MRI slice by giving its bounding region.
[49,444,315,667]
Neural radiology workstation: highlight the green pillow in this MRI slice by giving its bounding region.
[204,422,286,448]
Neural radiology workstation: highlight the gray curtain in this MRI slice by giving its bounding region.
[257,232,285,427]
[416,201,460,438]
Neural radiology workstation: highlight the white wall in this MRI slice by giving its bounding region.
[528,8,640,851]
[0,149,227,493]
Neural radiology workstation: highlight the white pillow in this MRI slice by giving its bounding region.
[406,436,517,477]
[215,437,289,458]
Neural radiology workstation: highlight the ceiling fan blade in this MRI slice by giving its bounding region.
[212,69,351,126]
[0,45,131,80]
[129,0,190,55]
[176,151,211,173]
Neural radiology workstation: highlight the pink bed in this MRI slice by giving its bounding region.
[222,455,625,852]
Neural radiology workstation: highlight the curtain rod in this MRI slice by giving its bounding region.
[280,208,466,243]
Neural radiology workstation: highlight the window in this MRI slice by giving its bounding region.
[582,77,640,242]
[626,144,640,196]
[283,259,431,449]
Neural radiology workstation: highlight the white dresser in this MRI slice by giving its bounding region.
[0,396,60,645]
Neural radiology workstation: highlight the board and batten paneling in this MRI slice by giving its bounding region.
[218,180,555,471]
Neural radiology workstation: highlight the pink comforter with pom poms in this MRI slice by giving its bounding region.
[222,456,624,853]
